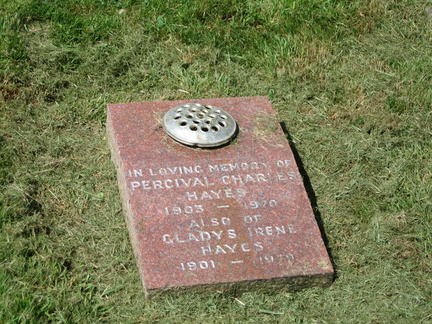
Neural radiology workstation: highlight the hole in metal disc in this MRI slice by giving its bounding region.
[201,126,209,132]
[197,112,205,118]
[186,114,194,119]
[211,126,219,131]
[220,114,227,120]
[174,114,181,119]
[190,125,198,131]
[179,120,187,126]
[218,121,227,127]
[193,119,200,124]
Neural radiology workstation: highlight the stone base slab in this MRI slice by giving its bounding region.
[107,96,334,297]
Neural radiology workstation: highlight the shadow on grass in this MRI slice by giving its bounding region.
[280,122,337,279]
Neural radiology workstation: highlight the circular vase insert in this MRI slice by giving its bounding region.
[162,103,237,148]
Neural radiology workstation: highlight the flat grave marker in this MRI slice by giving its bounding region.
[107,96,333,297]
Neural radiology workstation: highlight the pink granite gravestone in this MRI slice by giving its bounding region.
[107,96,333,297]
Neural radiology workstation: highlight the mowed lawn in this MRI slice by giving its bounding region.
[1,0,431,322]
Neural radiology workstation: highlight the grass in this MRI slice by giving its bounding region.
[1,0,431,322]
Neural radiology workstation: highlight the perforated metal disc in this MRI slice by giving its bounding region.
[162,103,237,148]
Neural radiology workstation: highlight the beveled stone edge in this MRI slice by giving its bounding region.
[144,271,334,298]
[106,107,149,293]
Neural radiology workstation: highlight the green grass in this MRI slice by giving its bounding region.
[1,0,431,322]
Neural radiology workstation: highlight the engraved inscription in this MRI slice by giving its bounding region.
[128,159,301,272]
[201,242,264,255]
[247,225,297,237]
[257,253,295,264]
[188,217,231,228]
[130,176,215,190]
[243,200,278,209]
[221,173,269,185]
[180,260,216,271]
[185,188,247,201]
[164,205,204,215]
[162,229,237,244]
[208,161,269,172]
[127,160,297,193]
